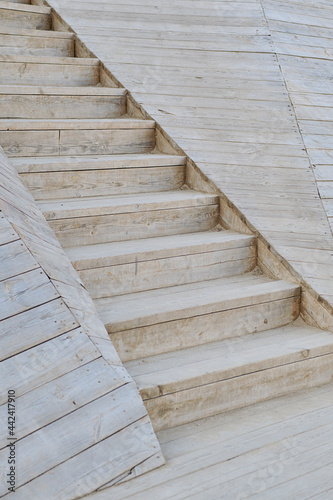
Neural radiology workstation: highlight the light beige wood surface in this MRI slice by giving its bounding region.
[89,382,333,499]
[47,0,333,329]
[2,0,333,498]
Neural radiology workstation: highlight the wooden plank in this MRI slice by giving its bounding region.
[144,353,333,430]
[0,383,147,495]
[0,118,156,130]
[0,4,51,31]
[0,85,124,95]
[0,215,19,245]
[0,60,99,86]
[79,246,256,299]
[97,275,299,333]
[0,298,79,362]
[49,204,219,247]
[0,268,59,321]
[0,357,126,449]
[0,239,38,281]
[39,191,218,219]
[0,94,126,119]
[0,32,74,57]
[13,416,163,500]
[21,166,185,200]
[59,128,155,156]
[0,328,100,405]
[0,130,59,156]
[12,153,186,173]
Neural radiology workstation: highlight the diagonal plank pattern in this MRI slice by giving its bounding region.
[1,0,333,498]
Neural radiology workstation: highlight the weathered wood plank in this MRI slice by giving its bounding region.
[0,328,100,405]
[0,239,38,281]
[13,416,163,500]
[0,298,79,362]
[0,383,147,495]
[0,357,126,449]
[0,267,59,321]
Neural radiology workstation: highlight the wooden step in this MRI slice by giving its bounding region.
[0,28,74,56]
[11,152,186,173]
[0,2,51,30]
[0,119,155,157]
[3,0,31,4]
[18,153,186,199]
[67,231,256,299]
[0,55,99,86]
[125,321,333,430]
[95,273,300,361]
[0,87,127,118]
[38,190,220,247]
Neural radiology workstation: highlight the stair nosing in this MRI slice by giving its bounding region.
[67,231,255,270]
[126,326,333,398]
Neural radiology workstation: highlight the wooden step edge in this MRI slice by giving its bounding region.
[39,191,219,220]
[134,329,333,401]
[0,118,155,131]
[0,26,73,37]
[0,54,99,65]
[101,280,300,333]
[0,85,125,95]
[12,153,187,173]
[68,233,256,271]
[0,1,50,13]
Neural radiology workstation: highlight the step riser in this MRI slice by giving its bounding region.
[113,296,299,361]
[143,353,333,431]
[0,34,74,57]
[0,61,99,86]
[0,10,51,30]
[48,205,220,247]
[1,128,155,157]
[0,94,126,119]
[79,246,256,299]
[21,166,185,200]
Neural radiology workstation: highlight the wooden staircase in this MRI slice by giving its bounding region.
[3,0,333,435]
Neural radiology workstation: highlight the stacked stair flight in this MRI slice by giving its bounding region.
[2,0,333,441]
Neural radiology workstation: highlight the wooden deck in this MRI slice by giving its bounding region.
[90,381,333,499]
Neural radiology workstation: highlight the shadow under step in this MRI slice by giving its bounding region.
[0,27,75,57]
[38,190,220,247]
[0,2,51,30]
[68,230,256,299]
[0,54,99,86]
[0,86,127,118]
[1,118,155,157]
[95,273,300,362]
[125,322,333,430]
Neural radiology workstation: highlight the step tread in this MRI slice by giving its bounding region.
[0,1,51,14]
[66,230,254,270]
[0,27,73,38]
[0,118,155,130]
[12,153,187,172]
[38,190,219,219]
[126,322,333,397]
[96,273,300,331]
[0,54,99,65]
[0,85,124,95]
